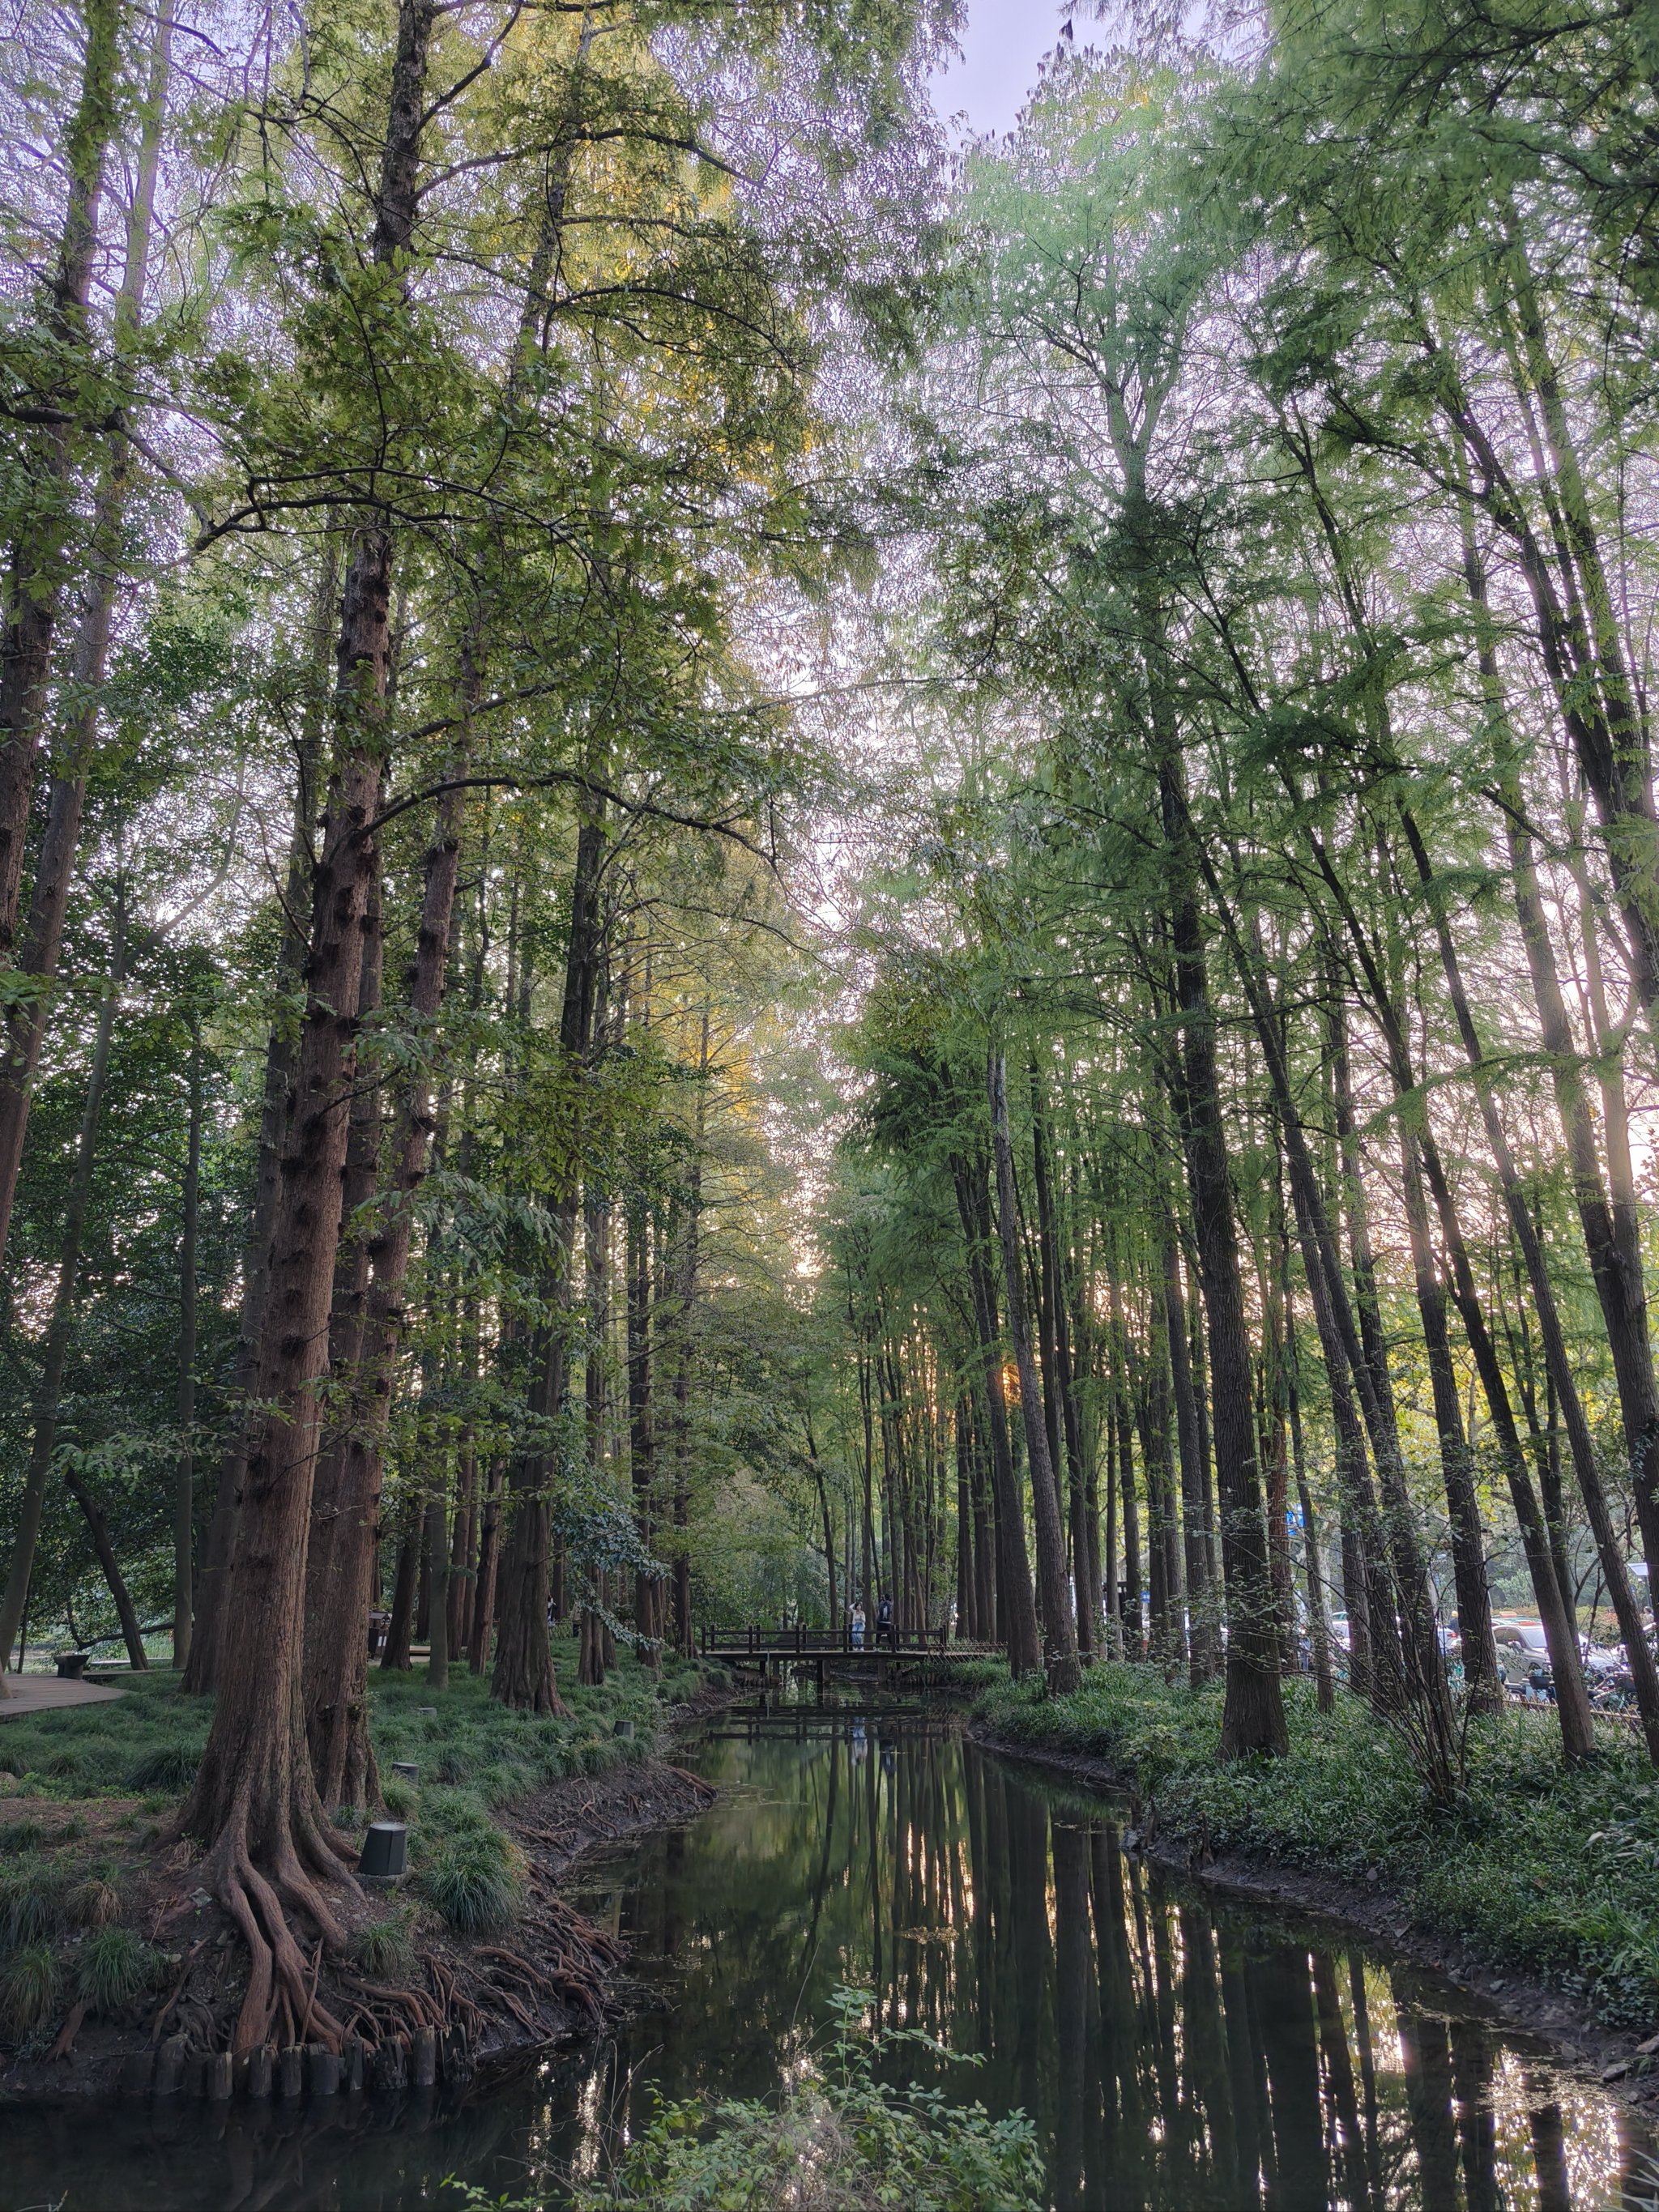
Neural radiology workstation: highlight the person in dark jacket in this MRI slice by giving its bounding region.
[876,1596,893,1647]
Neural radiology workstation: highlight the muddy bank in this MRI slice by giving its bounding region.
[974,1723,1659,2112]
[0,1755,715,2108]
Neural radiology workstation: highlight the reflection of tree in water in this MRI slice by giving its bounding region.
[3,1720,1642,2211]
[599,1723,1647,2212]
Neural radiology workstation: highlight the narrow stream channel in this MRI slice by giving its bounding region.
[4,1704,1651,2210]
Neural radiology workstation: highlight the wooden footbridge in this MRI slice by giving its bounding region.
[697,1621,999,1689]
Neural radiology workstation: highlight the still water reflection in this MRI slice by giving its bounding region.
[3,1707,1651,2211]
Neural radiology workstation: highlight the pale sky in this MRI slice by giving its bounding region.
[932,1,1075,139]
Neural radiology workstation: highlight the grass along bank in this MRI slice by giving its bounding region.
[0,1649,727,2078]
[977,1666,1659,2045]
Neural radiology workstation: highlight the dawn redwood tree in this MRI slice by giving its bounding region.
[0,0,173,1273]
[0,0,130,1270]
[491,795,605,1713]
[176,0,437,2051]
[989,1048,1080,1691]
[305,767,467,1803]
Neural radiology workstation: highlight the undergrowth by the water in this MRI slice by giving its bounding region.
[978,1665,1659,2033]
[450,1990,1044,2212]
[0,1645,727,2009]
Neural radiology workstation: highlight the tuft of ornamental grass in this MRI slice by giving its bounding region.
[0,1818,45,1856]
[124,1741,199,1793]
[381,1775,418,1819]
[0,1857,67,1949]
[419,1830,524,1936]
[3,1941,59,2031]
[76,1925,159,2014]
[353,1911,416,1981]
[66,1875,122,1929]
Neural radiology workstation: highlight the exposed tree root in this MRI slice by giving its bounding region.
[200,1796,356,2054]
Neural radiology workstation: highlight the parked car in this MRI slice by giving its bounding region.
[1492,1619,1550,1684]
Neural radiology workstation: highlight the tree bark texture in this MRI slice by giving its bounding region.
[0,906,126,1686]
[989,1051,1081,1694]
[0,0,122,974]
[950,1149,1042,1676]
[0,0,173,1271]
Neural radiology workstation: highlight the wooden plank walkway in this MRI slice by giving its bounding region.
[0,1673,125,1718]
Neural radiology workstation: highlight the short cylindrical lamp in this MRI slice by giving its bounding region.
[358,1822,408,1882]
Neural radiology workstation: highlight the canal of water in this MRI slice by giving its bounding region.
[3,1704,1652,2210]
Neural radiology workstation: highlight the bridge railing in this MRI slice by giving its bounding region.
[697,1622,962,1658]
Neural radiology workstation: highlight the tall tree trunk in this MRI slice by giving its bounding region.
[494,795,606,1714]
[1505,794,1659,1592]
[379,1533,416,1671]
[1030,1063,1098,1658]
[0,0,122,978]
[667,1008,707,1658]
[1403,809,1659,1762]
[62,1463,149,1669]
[304,754,466,1803]
[1161,783,1286,1757]
[989,1051,1081,1694]
[173,1010,202,1669]
[1399,1122,1503,1711]
[0,0,172,1270]
[175,5,438,2051]
[0,897,126,1686]
[185,555,332,1694]
[1214,885,1446,1736]
[448,1424,478,1656]
[628,1175,659,1655]
[1164,1222,1216,1683]
[1285,1302,1335,1713]
[424,1494,450,1691]
[469,1467,501,1673]
[951,1149,1042,1675]
[1307,827,1595,1758]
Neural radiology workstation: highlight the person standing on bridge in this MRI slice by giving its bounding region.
[851,1602,865,1649]
[877,1596,893,1647]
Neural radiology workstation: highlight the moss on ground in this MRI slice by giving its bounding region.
[978,1665,1659,2035]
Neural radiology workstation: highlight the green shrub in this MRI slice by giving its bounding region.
[0,1819,45,1857]
[3,1942,59,2031]
[76,1926,158,2014]
[420,1831,524,1935]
